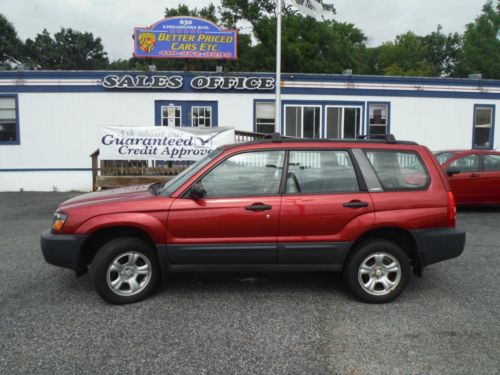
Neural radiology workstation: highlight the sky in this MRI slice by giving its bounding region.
[0,0,487,61]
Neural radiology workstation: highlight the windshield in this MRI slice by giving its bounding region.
[434,152,456,165]
[160,149,223,196]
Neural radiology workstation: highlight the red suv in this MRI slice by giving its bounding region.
[41,136,465,304]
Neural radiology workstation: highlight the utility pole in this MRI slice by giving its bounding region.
[275,0,282,134]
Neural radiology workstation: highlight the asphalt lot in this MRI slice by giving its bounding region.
[0,192,499,375]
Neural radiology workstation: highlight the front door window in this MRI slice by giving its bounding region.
[201,151,285,197]
[449,154,480,173]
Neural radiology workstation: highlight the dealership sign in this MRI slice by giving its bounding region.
[102,75,275,91]
[99,126,235,161]
[134,17,237,60]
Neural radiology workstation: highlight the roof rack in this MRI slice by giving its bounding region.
[356,134,397,143]
[224,133,418,149]
[264,132,283,143]
[266,132,402,144]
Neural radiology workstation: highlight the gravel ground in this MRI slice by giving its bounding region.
[0,192,499,375]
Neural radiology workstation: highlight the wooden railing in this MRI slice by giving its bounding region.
[90,130,275,191]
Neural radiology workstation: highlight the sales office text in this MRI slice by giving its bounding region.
[102,75,275,91]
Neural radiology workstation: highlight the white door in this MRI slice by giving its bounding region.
[284,105,321,138]
[161,105,182,127]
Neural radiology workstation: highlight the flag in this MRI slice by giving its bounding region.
[290,0,326,21]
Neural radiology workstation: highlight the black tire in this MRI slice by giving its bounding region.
[92,237,160,304]
[343,240,410,303]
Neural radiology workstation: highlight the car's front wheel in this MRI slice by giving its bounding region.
[344,240,410,303]
[92,237,160,304]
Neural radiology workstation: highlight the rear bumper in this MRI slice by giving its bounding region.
[40,229,88,275]
[411,228,466,268]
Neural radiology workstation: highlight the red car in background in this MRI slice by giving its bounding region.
[435,150,500,205]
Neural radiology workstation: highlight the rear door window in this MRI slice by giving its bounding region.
[364,150,430,190]
[286,150,359,194]
[484,154,500,172]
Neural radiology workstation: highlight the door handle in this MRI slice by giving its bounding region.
[245,203,272,211]
[470,173,480,177]
[343,200,369,208]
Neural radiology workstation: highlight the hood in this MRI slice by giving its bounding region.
[59,185,155,210]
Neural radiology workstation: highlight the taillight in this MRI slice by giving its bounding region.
[447,191,456,227]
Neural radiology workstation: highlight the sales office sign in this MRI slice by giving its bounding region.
[101,74,275,91]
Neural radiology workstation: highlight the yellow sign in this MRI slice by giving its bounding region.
[138,32,156,53]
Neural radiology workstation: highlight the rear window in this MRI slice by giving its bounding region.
[364,150,430,190]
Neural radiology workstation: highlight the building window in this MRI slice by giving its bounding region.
[156,101,217,128]
[473,105,495,149]
[162,105,181,127]
[192,106,211,127]
[368,103,389,136]
[285,105,321,138]
[255,102,275,134]
[0,97,18,144]
[325,106,362,139]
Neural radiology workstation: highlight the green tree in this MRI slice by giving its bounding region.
[165,3,218,23]
[423,25,462,76]
[24,29,58,69]
[108,58,146,71]
[25,28,108,70]
[373,28,463,77]
[454,0,500,78]
[375,32,433,76]
[0,13,24,68]
[243,15,366,73]
[218,0,365,74]
[220,0,335,28]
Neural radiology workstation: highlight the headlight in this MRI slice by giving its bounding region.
[52,212,68,231]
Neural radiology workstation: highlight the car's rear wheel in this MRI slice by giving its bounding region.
[344,240,410,303]
[92,237,160,304]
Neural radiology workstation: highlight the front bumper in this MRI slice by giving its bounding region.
[411,227,466,268]
[40,229,88,275]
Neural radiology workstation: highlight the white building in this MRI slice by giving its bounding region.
[0,70,499,191]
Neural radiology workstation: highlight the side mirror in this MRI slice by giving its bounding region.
[446,167,461,176]
[190,183,206,199]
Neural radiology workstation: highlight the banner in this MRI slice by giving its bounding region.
[134,17,238,60]
[99,126,235,161]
